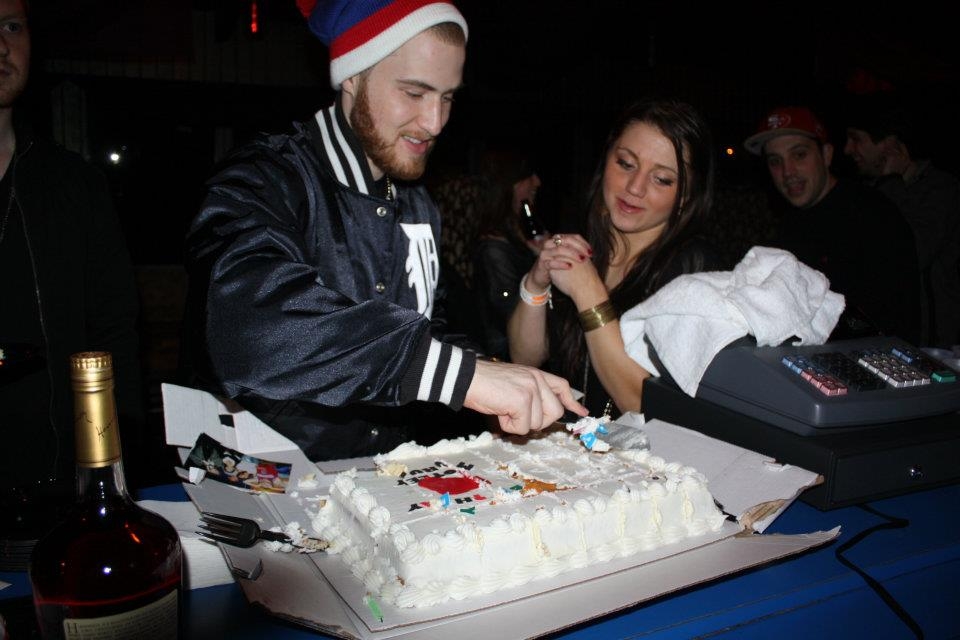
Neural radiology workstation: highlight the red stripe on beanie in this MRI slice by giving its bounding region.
[330,0,454,59]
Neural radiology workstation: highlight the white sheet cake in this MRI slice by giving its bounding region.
[311,428,727,608]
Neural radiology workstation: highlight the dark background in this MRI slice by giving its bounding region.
[17,0,957,481]
[26,0,959,265]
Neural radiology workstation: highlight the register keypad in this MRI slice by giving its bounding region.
[781,347,956,396]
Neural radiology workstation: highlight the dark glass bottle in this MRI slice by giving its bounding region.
[29,352,182,639]
[519,199,546,242]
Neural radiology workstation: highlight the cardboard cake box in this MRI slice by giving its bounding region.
[161,383,838,640]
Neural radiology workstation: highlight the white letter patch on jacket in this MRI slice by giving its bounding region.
[400,223,438,318]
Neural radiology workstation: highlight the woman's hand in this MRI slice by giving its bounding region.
[524,232,570,292]
[538,234,606,307]
[526,233,590,290]
[508,233,592,368]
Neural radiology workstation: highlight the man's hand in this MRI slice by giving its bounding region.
[463,359,588,435]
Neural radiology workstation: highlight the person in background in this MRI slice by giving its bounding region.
[472,148,543,361]
[427,167,487,348]
[744,105,922,344]
[508,99,720,418]
[0,0,144,493]
[843,95,960,348]
[182,0,585,462]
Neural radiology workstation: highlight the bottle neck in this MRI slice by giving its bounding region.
[77,459,130,503]
[521,201,540,238]
[70,352,129,503]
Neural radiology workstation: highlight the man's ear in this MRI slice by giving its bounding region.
[880,135,906,157]
[340,75,360,117]
[341,75,358,98]
[822,142,834,169]
[879,136,910,174]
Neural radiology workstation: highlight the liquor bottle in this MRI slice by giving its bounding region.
[519,199,546,242]
[29,352,182,640]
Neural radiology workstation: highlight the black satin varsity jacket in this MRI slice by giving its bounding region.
[182,100,478,460]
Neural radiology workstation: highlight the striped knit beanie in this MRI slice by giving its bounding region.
[308,0,468,89]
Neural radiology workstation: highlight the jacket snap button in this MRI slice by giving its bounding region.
[376,206,388,217]
[375,282,386,293]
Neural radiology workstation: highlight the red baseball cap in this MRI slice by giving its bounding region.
[744,106,830,155]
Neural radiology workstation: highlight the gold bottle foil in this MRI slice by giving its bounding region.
[70,351,121,468]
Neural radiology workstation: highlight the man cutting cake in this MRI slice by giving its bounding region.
[181,0,586,461]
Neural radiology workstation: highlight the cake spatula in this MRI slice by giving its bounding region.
[558,410,650,451]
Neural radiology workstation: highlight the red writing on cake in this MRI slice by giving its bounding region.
[418,474,479,496]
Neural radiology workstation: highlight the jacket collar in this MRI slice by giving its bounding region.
[313,97,381,197]
[11,109,36,160]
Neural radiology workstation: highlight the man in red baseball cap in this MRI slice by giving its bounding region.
[744,105,923,343]
[744,106,833,209]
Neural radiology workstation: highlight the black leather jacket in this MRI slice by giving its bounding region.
[183,101,477,460]
[1,117,142,488]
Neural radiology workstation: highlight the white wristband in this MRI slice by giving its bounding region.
[519,274,552,307]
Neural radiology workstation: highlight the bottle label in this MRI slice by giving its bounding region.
[62,589,177,640]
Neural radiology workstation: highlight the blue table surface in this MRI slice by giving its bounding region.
[4,482,959,639]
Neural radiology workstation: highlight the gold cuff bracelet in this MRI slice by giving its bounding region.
[579,300,618,332]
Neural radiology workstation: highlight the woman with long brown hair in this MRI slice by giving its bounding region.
[507,98,720,418]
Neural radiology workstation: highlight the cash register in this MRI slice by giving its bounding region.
[642,335,960,509]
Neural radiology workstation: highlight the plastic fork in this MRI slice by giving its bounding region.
[197,511,329,552]
[197,512,291,548]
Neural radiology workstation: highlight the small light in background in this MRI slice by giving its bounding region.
[106,145,128,166]
[725,147,735,157]
[250,0,259,34]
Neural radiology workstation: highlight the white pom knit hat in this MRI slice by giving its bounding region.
[308,0,468,89]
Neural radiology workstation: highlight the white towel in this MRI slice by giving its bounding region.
[621,246,845,397]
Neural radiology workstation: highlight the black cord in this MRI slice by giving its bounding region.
[834,503,923,639]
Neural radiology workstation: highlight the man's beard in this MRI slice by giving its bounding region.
[350,80,431,181]
[0,68,29,110]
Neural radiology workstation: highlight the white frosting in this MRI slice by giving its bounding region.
[297,473,320,489]
[261,521,329,553]
[312,430,726,608]
[565,415,613,451]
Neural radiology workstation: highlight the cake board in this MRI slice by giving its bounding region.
[163,381,836,639]
[182,479,835,640]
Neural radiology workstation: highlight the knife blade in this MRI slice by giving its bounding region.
[558,410,650,451]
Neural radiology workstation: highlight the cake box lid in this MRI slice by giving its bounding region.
[162,383,834,639]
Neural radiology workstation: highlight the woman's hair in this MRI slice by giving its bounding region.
[475,147,535,240]
[552,98,716,381]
